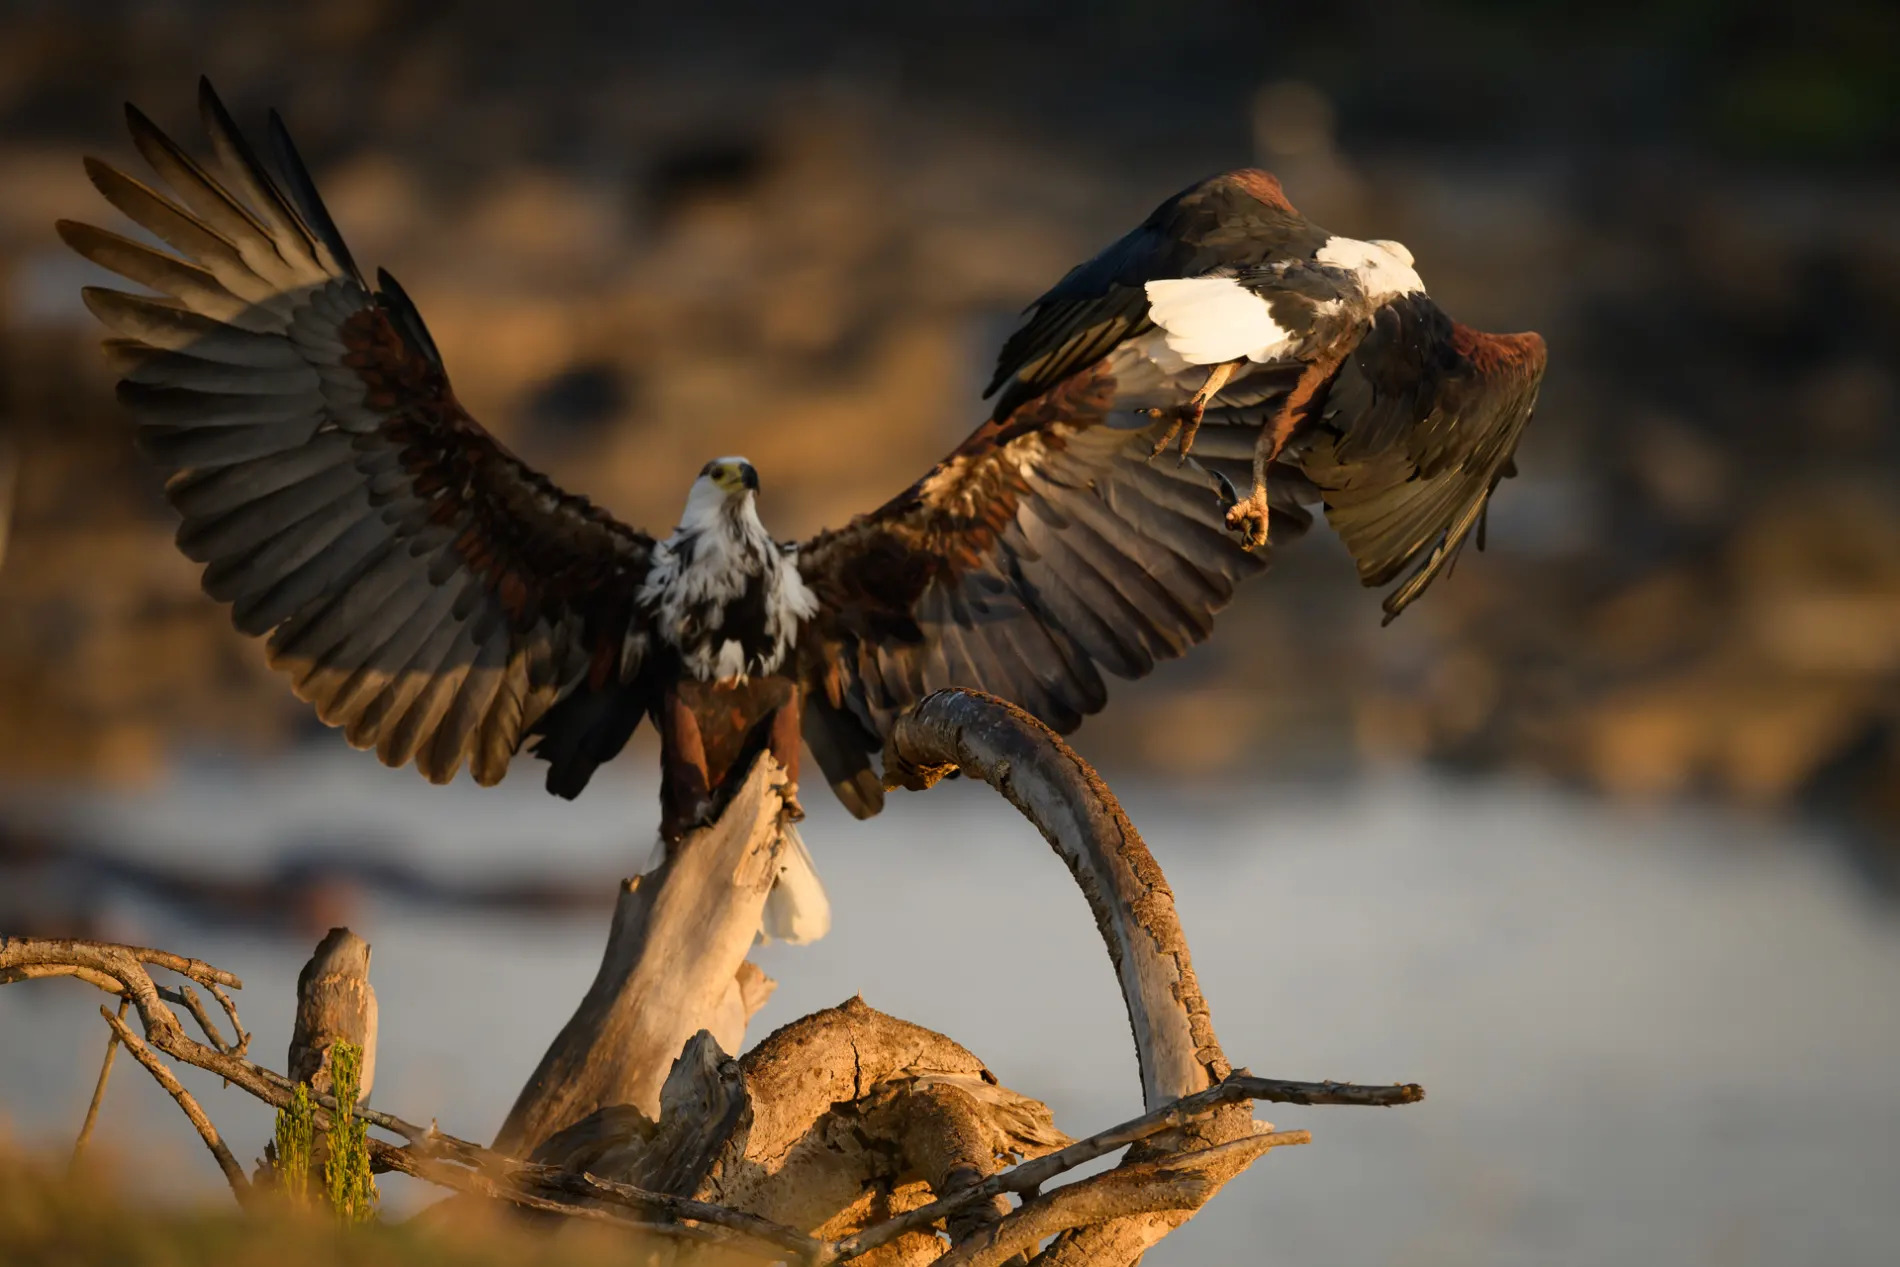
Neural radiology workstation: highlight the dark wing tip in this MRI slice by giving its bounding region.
[266,106,365,285]
[79,154,116,188]
[122,101,161,137]
[835,769,886,819]
[194,78,256,166]
[374,268,445,371]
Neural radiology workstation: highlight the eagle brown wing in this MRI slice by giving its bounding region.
[984,168,1329,422]
[61,80,654,787]
[1297,294,1546,623]
[796,369,1312,817]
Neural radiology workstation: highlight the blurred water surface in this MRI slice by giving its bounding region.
[2,755,1898,1266]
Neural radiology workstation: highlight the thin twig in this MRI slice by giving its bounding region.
[825,1069,1410,1263]
[510,1162,824,1259]
[72,997,131,1165]
[0,962,128,993]
[99,1004,251,1206]
[371,1137,801,1261]
[206,982,250,1056]
[158,983,231,1052]
[0,937,241,989]
[935,1131,1310,1267]
[1228,1073,1424,1108]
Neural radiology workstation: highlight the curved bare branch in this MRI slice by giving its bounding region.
[886,689,1223,1108]
[879,689,1272,1266]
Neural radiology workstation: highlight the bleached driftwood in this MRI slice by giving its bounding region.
[2,688,1425,1263]
[490,687,1415,1264]
[495,754,791,1153]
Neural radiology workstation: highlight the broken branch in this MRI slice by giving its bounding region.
[71,997,130,1164]
[821,1066,1377,1263]
[99,1003,250,1205]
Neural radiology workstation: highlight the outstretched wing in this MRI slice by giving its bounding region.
[1297,295,1546,622]
[61,80,654,787]
[983,169,1327,422]
[795,368,1314,817]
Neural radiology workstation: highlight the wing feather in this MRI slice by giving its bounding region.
[1297,294,1545,622]
[796,366,1281,814]
[69,80,655,788]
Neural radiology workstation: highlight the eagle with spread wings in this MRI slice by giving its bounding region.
[61,83,1544,882]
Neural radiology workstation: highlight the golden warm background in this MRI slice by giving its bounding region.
[5,1,1898,849]
[4,7,1900,1265]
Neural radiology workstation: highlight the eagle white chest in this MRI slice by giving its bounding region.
[641,511,817,683]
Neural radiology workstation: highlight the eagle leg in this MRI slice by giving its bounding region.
[1224,353,1341,550]
[659,685,714,845]
[1149,360,1239,463]
[1223,405,1298,549]
[770,694,805,823]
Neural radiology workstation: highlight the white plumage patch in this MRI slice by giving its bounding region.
[1315,236,1425,302]
[1143,275,1297,365]
[642,472,818,682]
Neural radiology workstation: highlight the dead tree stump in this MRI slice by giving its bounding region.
[4,688,1425,1264]
[287,927,377,1102]
[495,688,1297,1264]
[495,753,792,1153]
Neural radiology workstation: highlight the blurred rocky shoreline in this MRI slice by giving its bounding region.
[2,1,1897,877]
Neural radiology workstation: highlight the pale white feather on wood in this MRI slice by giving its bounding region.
[760,821,831,945]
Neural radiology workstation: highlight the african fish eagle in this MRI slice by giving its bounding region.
[59,83,1544,932]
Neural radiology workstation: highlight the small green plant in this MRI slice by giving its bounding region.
[270,1081,315,1206]
[321,1041,378,1225]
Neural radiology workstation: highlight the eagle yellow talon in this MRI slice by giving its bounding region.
[1145,411,1184,461]
[1145,401,1208,463]
[1224,491,1272,550]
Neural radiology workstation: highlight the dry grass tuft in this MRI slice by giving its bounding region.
[0,1145,632,1267]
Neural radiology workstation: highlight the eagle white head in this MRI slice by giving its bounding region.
[679,455,761,530]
